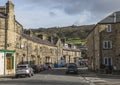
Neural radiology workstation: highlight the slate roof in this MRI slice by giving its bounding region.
[63,47,81,52]
[22,34,56,47]
[98,11,120,24]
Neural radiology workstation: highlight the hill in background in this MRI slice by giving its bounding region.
[24,24,95,45]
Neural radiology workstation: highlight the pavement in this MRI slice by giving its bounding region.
[94,82,120,85]
[80,70,120,85]
[0,74,15,81]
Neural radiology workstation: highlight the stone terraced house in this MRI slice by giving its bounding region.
[87,11,120,72]
[0,1,81,75]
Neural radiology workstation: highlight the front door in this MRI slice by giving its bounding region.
[6,57,12,70]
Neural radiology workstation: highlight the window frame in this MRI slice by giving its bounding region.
[103,40,112,49]
[106,24,112,32]
[103,57,112,66]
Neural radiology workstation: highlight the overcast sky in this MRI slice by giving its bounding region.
[1,0,120,28]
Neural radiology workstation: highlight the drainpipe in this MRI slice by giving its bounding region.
[93,29,95,71]
[4,16,8,76]
[5,17,8,50]
[99,26,102,70]
[4,53,6,76]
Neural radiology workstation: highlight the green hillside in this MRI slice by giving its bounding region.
[66,38,85,44]
[25,25,95,44]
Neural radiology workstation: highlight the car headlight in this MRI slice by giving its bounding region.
[26,70,29,73]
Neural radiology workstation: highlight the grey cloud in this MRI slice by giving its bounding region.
[13,0,120,27]
[20,0,90,14]
[21,0,120,15]
[49,12,57,17]
[90,0,120,14]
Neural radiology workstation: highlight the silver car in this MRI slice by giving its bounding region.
[16,64,34,78]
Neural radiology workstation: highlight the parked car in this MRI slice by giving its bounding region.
[40,65,45,71]
[37,65,44,72]
[31,65,45,73]
[16,64,34,78]
[41,65,46,70]
[43,64,49,70]
[66,63,78,74]
[31,65,38,73]
[54,63,63,68]
[44,63,54,69]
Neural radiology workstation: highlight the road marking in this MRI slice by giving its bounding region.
[85,77,107,83]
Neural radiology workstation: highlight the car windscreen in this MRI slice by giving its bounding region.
[17,66,27,68]
[67,63,77,67]
[68,65,77,68]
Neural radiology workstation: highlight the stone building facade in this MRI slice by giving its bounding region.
[86,29,95,70]
[62,43,81,65]
[87,11,120,72]
[0,1,57,75]
[0,1,81,75]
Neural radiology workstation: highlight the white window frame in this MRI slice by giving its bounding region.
[106,24,111,32]
[103,57,108,65]
[103,57,112,66]
[108,57,112,66]
[103,40,112,49]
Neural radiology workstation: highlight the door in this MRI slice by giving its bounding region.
[6,57,12,70]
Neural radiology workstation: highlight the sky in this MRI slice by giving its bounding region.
[1,0,120,28]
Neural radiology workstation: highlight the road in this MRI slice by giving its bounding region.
[0,68,89,85]
[0,80,88,85]
[0,67,120,85]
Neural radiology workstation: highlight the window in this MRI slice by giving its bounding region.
[34,45,38,52]
[103,41,112,49]
[40,47,42,52]
[23,41,27,50]
[108,58,112,66]
[75,52,77,56]
[106,24,111,32]
[104,58,107,65]
[103,57,112,66]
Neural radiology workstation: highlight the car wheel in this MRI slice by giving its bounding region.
[28,74,31,77]
[66,71,69,74]
[75,71,78,74]
[31,73,34,76]
[15,74,19,78]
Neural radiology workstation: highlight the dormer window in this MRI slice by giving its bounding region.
[106,24,111,32]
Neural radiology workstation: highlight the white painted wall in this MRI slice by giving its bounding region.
[0,53,4,75]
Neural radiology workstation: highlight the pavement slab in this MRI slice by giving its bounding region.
[85,77,107,83]
[94,82,120,85]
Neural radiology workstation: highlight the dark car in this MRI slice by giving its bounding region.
[31,65,38,73]
[37,65,45,71]
[45,63,54,69]
[31,65,45,73]
[66,63,78,74]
